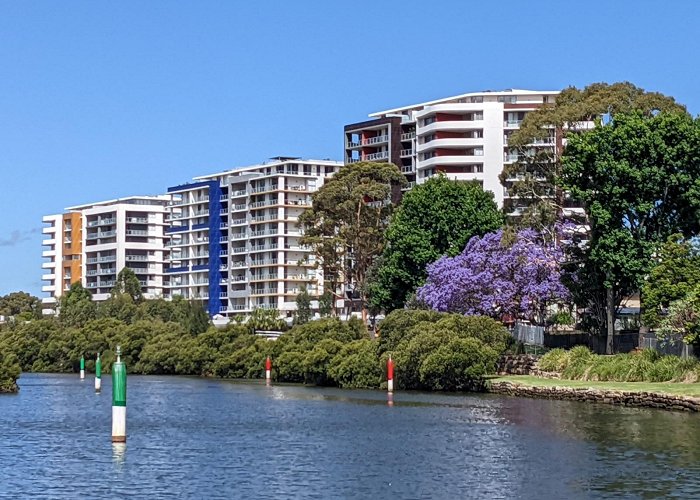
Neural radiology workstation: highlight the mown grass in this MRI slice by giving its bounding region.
[490,375,700,398]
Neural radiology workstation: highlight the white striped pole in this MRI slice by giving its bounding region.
[265,356,272,385]
[111,346,127,443]
[95,353,102,393]
[80,355,85,380]
[387,356,394,393]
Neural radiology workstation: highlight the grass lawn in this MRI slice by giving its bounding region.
[489,375,700,398]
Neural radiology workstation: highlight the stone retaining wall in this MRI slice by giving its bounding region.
[496,354,559,378]
[488,381,700,412]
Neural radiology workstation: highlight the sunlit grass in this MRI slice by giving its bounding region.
[489,375,700,398]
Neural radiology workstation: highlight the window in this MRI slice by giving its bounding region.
[498,96,517,104]
[422,116,436,126]
[469,96,483,103]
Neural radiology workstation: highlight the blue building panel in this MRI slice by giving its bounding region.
[207,181,222,316]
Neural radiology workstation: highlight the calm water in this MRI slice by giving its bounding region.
[1,374,699,499]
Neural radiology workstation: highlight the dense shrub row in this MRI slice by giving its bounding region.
[538,346,700,383]
[0,309,512,392]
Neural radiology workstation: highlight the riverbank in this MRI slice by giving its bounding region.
[488,375,700,412]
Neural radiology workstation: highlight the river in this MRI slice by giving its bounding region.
[1,373,699,499]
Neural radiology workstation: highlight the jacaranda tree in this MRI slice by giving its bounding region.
[417,229,569,324]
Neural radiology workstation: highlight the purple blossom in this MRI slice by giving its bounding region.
[417,229,570,323]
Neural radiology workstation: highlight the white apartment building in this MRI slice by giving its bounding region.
[344,88,560,210]
[164,157,342,319]
[41,195,170,310]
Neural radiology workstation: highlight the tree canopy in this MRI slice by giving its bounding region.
[561,111,700,350]
[0,292,41,320]
[418,229,569,323]
[299,161,406,320]
[502,81,687,228]
[368,175,503,313]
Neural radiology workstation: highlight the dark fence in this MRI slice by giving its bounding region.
[511,322,699,357]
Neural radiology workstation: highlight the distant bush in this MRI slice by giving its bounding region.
[0,351,20,393]
[538,346,700,383]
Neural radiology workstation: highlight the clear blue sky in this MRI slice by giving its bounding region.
[2,0,699,297]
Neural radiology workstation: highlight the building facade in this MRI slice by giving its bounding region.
[344,89,560,211]
[41,196,170,312]
[164,158,342,318]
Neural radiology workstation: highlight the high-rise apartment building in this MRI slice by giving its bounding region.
[41,196,171,312]
[344,89,560,211]
[164,157,342,318]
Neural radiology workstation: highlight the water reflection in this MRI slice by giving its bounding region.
[1,373,698,498]
[112,443,126,469]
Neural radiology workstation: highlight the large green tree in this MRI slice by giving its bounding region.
[561,111,700,353]
[59,282,97,327]
[0,291,41,320]
[502,82,686,229]
[299,161,406,321]
[641,234,700,328]
[368,175,503,313]
[112,267,144,302]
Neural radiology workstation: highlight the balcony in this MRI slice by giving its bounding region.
[231,189,248,197]
[125,217,148,223]
[362,135,388,145]
[250,259,278,267]
[401,181,417,191]
[125,229,148,236]
[230,275,247,282]
[250,200,277,209]
[231,247,247,254]
[504,120,523,128]
[232,203,247,211]
[401,132,416,141]
[284,198,311,207]
[400,149,413,158]
[251,185,274,194]
[231,232,248,240]
[401,165,415,174]
[230,218,247,225]
[346,157,361,164]
[250,288,278,296]
[250,273,277,281]
[365,151,389,161]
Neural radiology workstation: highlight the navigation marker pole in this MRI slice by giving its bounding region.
[95,353,102,393]
[387,356,394,394]
[111,346,127,443]
[265,356,272,385]
[80,355,85,380]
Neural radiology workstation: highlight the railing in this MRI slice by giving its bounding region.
[286,185,308,192]
[232,247,247,254]
[251,245,277,252]
[251,186,273,193]
[125,229,148,236]
[251,288,277,295]
[504,120,523,127]
[401,165,415,173]
[230,275,247,282]
[232,204,247,211]
[400,149,413,157]
[231,189,248,197]
[250,273,276,281]
[346,157,361,164]
[250,229,277,237]
[194,211,209,217]
[250,200,277,209]
[365,151,389,161]
[230,218,247,225]
[284,199,310,206]
[125,217,148,223]
[126,255,149,261]
[231,232,247,240]
[362,135,388,145]
[250,259,278,266]
[194,196,209,203]
[220,209,229,215]
[401,132,416,141]
[401,181,416,190]
[230,261,248,268]
[347,141,360,148]
[86,256,116,263]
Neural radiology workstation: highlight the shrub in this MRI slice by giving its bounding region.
[0,352,20,393]
[327,340,382,389]
[538,348,569,372]
[418,337,498,391]
[378,309,443,354]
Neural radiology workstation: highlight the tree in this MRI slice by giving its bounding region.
[299,161,407,321]
[417,229,569,323]
[368,175,503,313]
[641,234,700,328]
[112,267,143,302]
[0,292,42,319]
[561,111,700,352]
[247,307,286,332]
[657,288,700,346]
[502,82,687,229]
[59,282,97,327]
[318,291,333,317]
[294,286,312,325]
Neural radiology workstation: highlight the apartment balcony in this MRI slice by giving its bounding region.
[401,181,417,191]
[231,232,248,240]
[250,288,278,296]
[231,246,247,254]
[86,230,117,239]
[42,249,56,258]
[400,149,414,158]
[41,272,56,281]
[365,151,389,161]
[250,244,278,252]
[250,259,278,267]
[401,132,416,141]
[346,140,361,148]
[419,120,482,135]
[42,225,57,234]
[416,137,483,152]
[193,210,210,217]
[125,229,149,236]
[251,185,275,194]
[419,155,485,168]
[284,198,311,207]
[87,218,116,227]
[230,261,248,268]
[42,261,55,269]
[401,165,415,174]
[250,229,278,237]
[230,218,247,225]
[125,217,148,223]
[285,184,308,192]
[362,134,388,146]
[504,120,523,129]
[220,209,229,215]
[194,196,210,203]
[250,273,277,281]
[346,157,361,164]
[250,215,280,224]
[231,189,248,197]
[231,203,247,211]
[230,275,247,283]
[250,200,278,209]
[86,255,117,263]
[230,289,248,298]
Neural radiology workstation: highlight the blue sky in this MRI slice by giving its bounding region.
[2,0,700,297]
